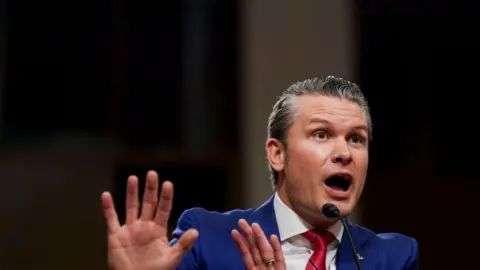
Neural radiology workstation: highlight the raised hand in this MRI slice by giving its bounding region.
[102,170,199,270]
[231,219,286,270]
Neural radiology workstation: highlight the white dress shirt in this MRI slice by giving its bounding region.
[273,192,344,270]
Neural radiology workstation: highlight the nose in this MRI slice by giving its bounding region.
[331,139,352,166]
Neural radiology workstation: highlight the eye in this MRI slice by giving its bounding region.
[349,135,366,144]
[313,130,329,141]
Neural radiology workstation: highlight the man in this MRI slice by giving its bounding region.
[102,76,419,270]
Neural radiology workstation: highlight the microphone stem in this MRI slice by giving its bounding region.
[340,217,363,270]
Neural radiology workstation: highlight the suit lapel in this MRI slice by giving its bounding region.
[249,195,280,239]
[336,221,373,270]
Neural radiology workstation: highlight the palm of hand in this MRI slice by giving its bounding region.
[108,222,174,270]
[102,171,199,270]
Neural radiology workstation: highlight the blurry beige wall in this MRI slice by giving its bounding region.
[240,0,362,223]
[0,136,119,269]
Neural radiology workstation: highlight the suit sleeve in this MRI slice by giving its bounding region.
[404,238,419,270]
[169,209,202,270]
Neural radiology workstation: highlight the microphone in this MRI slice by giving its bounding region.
[322,203,362,270]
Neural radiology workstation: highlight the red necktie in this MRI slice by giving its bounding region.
[302,229,335,270]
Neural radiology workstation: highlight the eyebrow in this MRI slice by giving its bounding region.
[308,118,368,133]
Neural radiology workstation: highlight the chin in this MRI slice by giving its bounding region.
[330,200,355,217]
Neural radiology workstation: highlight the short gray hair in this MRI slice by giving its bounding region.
[267,76,372,188]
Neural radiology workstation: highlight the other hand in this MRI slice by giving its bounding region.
[231,219,286,270]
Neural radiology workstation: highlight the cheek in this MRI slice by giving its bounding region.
[360,151,369,167]
[354,152,369,176]
[287,145,329,179]
[312,146,330,162]
[295,144,329,165]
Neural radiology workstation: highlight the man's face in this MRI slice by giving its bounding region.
[268,94,369,225]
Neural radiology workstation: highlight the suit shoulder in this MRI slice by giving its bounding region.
[352,224,418,268]
[177,206,256,224]
[378,232,418,268]
[376,231,418,253]
[377,232,417,244]
[172,206,255,243]
[351,224,417,246]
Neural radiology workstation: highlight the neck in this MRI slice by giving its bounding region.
[276,185,338,230]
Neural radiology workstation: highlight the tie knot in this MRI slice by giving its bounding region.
[302,229,335,249]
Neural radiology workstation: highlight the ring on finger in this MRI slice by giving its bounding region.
[263,258,274,267]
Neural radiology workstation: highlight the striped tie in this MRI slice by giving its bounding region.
[302,229,335,270]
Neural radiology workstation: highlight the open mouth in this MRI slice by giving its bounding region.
[324,174,353,192]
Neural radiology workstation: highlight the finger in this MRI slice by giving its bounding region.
[140,170,159,221]
[154,181,173,233]
[251,223,275,268]
[270,235,286,270]
[155,181,173,236]
[238,219,263,266]
[170,228,199,258]
[101,192,121,234]
[125,176,139,224]
[231,229,256,269]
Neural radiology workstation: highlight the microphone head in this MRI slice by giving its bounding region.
[322,203,341,218]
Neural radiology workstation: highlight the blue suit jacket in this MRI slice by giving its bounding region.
[170,196,418,270]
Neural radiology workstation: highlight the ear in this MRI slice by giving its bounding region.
[266,138,286,173]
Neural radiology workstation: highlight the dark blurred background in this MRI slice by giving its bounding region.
[0,0,477,269]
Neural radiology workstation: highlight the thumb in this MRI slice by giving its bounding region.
[171,229,199,258]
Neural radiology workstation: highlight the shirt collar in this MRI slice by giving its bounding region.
[273,192,343,243]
